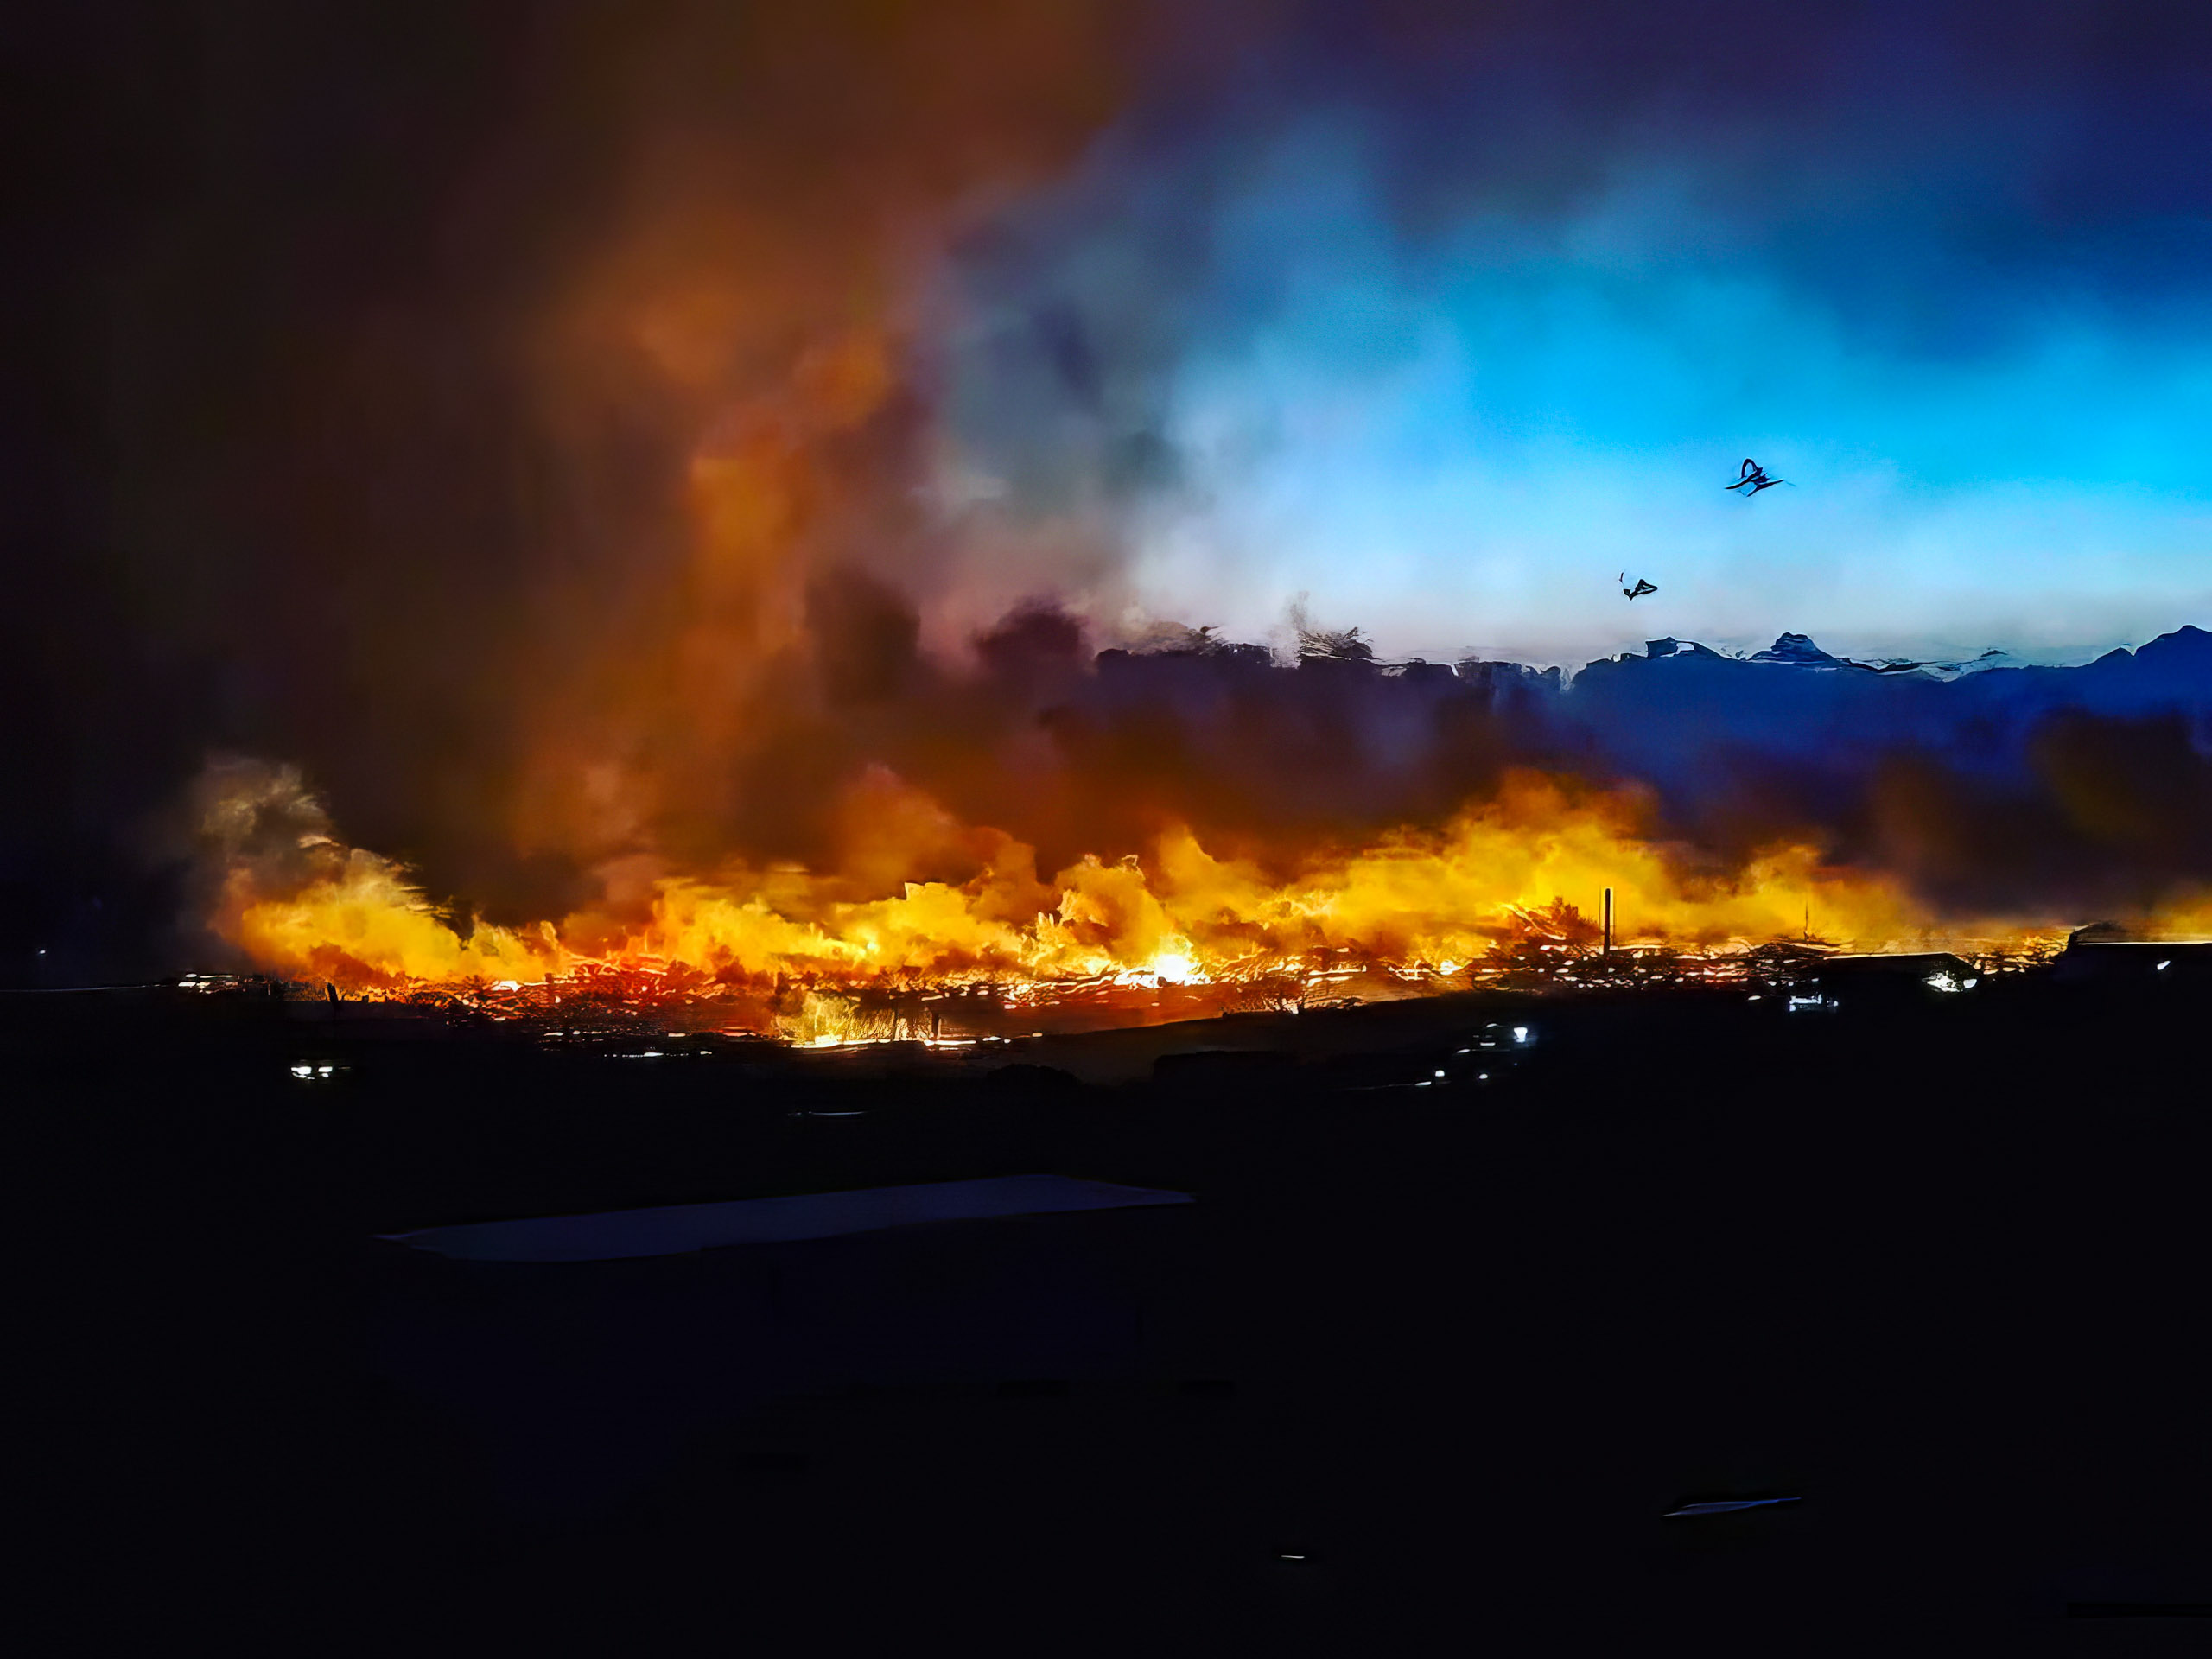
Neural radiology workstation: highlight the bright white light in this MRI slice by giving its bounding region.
[316,1065,334,1077]
[1149,951,1198,985]
[1513,1027,1529,1043]
[1438,961,1457,976]
[2157,960,2171,971]
[1961,978,1979,989]
[1925,973,1962,992]
[290,1065,313,1078]
[807,1036,842,1048]
[493,980,520,992]
[1434,1069,1446,1078]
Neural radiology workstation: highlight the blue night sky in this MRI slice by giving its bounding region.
[934,1,2212,668]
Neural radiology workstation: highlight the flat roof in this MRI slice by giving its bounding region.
[375,1174,1195,1263]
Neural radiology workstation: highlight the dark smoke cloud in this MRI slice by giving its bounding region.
[555,602,2212,929]
[7,0,1139,978]
[945,624,2212,924]
[949,0,2212,450]
[10,2,2212,986]
[932,0,2212,658]
[1563,627,2212,918]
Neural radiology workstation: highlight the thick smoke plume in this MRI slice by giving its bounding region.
[192,626,2212,1000]
[14,0,1150,976]
[11,3,2212,986]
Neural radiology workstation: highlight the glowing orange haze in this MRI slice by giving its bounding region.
[211,766,2094,1029]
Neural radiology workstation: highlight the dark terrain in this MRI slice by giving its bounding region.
[20,970,2208,1648]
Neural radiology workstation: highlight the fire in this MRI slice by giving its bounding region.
[220,849,555,994]
[203,764,2077,1034]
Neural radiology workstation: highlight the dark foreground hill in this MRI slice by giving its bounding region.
[16,973,2209,1648]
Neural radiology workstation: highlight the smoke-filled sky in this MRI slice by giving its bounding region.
[10,0,2211,974]
[935,0,2212,665]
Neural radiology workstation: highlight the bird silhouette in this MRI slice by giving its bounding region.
[1726,457,1789,494]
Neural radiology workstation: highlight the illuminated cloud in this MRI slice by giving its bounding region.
[938,3,2212,664]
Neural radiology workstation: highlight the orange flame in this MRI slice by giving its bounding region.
[207,766,2091,1036]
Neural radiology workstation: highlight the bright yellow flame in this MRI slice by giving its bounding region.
[209,767,2116,1033]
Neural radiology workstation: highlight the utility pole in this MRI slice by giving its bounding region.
[1603,887,1614,955]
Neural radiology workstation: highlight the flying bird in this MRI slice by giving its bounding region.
[1620,573,1658,601]
[1726,458,1789,495]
